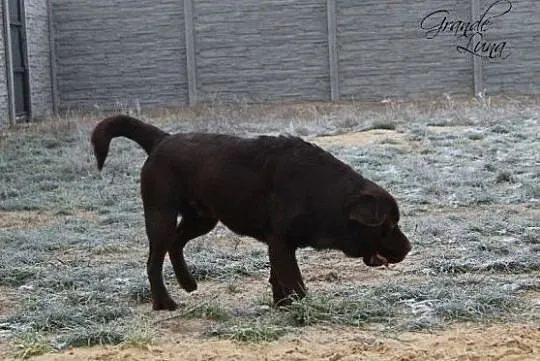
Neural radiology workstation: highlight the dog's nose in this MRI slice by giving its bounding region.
[384,233,411,264]
[404,238,412,253]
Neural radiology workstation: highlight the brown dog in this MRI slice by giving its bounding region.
[91,115,411,311]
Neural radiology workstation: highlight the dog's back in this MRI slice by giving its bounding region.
[142,133,361,241]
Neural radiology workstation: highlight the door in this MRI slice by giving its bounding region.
[8,0,30,119]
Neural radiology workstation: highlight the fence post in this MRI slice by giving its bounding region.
[326,0,339,101]
[471,0,483,96]
[2,0,15,124]
[184,0,198,106]
[47,0,58,115]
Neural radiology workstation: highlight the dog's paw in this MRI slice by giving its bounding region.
[152,297,178,311]
[272,290,306,308]
[273,297,293,308]
[181,278,198,293]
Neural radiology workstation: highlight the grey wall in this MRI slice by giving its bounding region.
[2,0,540,120]
[52,0,187,112]
[194,0,330,103]
[0,3,8,126]
[483,0,540,95]
[337,0,473,100]
[52,0,540,112]
[26,0,53,117]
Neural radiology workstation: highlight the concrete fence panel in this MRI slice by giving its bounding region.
[52,0,188,112]
[481,0,540,95]
[193,0,330,103]
[337,0,474,100]
[2,0,539,121]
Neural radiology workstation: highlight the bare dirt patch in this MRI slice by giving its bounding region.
[314,129,408,148]
[0,211,56,229]
[0,210,96,229]
[13,324,539,361]
[0,287,17,316]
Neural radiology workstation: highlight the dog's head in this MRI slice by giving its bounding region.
[342,182,411,267]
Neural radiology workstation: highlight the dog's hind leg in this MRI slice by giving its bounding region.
[169,216,217,292]
[144,207,179,311]
[268,242,307,306]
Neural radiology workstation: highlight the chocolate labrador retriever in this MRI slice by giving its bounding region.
[91,115,411,311]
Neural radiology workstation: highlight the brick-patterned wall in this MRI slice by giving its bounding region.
[482,0,540,95]
[194,0,330,103]
[2,0,539,119]
[52,0,187,112]
[0,4,8,126]
[26,0,53,117]
[337,0,473,100]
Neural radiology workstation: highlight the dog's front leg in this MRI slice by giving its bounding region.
[268,242,306,306]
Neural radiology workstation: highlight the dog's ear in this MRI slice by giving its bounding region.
[348,193,386,227]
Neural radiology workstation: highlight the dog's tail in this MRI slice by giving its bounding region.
[91,115,169,171]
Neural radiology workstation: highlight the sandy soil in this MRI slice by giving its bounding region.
[0,210,58,230]
[9,324,539,361]
[0,210,96,230]
[313,129,409,148]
